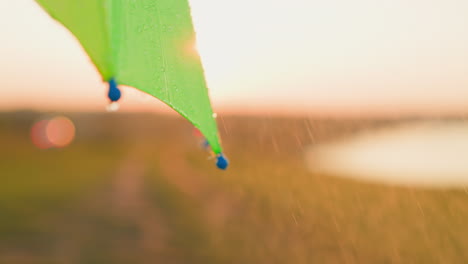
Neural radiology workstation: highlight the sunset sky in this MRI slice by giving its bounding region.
[1,0,468,116]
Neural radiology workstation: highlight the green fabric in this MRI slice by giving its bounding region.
[35,0,222,154]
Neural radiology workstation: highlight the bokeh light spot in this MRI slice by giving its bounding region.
[46,116,75,148]
[31,116,76,149]
[31,119,52,149]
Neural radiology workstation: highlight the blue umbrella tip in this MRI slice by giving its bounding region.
[216,154,229,170]
[108,78,121,102]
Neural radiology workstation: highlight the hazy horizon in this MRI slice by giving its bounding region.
[1,0,468,116]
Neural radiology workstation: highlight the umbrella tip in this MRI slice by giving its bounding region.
[108,78,121,102]
[216,154,229,170]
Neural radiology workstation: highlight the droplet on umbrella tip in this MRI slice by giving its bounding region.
[106,102,120,112]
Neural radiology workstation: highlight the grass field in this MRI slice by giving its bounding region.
[1,111,468,263]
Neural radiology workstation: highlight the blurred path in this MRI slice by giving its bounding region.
[106,144,225,263]
[110,153,168,260]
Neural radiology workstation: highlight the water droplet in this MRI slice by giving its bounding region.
[106,102,120,112]
[212,113,218,118]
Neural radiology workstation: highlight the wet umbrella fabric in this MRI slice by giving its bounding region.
[35,0,227,168]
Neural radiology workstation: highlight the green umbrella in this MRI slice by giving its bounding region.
[35,0,228,169]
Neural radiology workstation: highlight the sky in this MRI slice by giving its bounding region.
[1,0,468,116]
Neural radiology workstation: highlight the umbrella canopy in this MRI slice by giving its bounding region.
[35,0,228,169]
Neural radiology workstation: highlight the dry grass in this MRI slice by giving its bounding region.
[1,111,468,263]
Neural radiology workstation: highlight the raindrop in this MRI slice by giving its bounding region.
[106,102,120,112]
